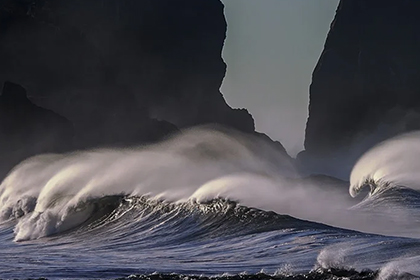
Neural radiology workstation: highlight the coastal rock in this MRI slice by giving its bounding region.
[303,0,420,177]
[0,81,74,178]
[0,0,290,171]
[0,0,255,138]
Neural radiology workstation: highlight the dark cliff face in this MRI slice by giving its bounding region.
[0,0,255,145]
[0,0,290,175]
[302,0,420,177]
[0,82,74,178]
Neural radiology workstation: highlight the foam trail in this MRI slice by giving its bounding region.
[350,131,420,197]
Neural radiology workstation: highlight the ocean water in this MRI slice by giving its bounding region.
[1,128,420,280]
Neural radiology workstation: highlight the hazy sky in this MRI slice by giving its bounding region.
[220,0,339,156]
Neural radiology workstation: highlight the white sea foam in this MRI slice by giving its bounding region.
[350,131,420,198]
[377,256,420,280]
[0,127,352,241]
[2,127,419,241]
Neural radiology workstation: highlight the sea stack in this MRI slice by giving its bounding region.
[0,0,255,137]
[302,0,420,177]
[0,0,289,161]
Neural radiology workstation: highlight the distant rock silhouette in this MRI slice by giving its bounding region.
[0,0,287,158]
[0,0,254,136]
[0,81,74,178]
[302,0,420,177]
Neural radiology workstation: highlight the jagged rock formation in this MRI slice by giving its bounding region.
[302,0,420,177]
[0,0,290,180]
[0,0,256,144]
[0,81,74,178]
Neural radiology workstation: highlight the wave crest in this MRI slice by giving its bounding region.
[350,131,420,197]
[0,127,299,240]
[11,194,326,242]
[6,127,418,240]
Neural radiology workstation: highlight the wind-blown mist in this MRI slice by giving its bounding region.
[2,127,419,243]
[0,127,328,241]
[4,128,420,279]
[345,132,420,238]
[220,0,338,155]
[350,131,420,197]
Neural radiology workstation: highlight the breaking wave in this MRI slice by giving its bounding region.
[350,131,420,198]
[3,128,420,279]
[3,127,420,242]
[0,127,368,241]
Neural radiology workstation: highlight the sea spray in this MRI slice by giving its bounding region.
[3,127,420,241]
[0,127,362,241]
[2,129,420,277]
[350,131,420,197]
[377,256,420,280]
[0,127,297,240]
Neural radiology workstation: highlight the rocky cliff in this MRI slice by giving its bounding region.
[0,0,289,172]
[302,0,420,177]
[0,0,260,145]
[0,81,74,178]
